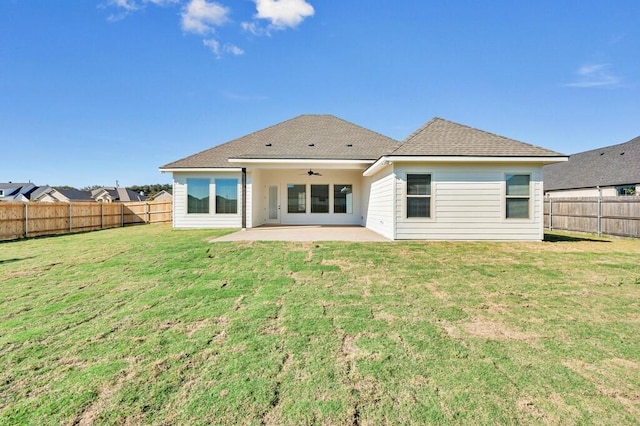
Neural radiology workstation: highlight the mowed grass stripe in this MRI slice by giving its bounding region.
[1,224,639,425]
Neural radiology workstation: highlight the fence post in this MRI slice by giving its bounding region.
[69,203,73,233]
[121,203,124,227]
[549,198,553,231]
[146,202,150,224]
[101,203,104,229]
[597,197,602,236]
[24,203,28,238]
[597,187,602,236]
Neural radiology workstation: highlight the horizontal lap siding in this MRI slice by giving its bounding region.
[365,168,394,239]
[173,173,245,229]
[395,165,543,241]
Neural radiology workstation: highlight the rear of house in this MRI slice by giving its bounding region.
[160,115,566,241]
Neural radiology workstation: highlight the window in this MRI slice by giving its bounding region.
[406,174,431,218]
[187,179,210,214]
[215,179,238,214]
[311,185,329,213]
[616,185,636,196]
[334,185,353,214]
[287,184,306,213]
[505,174,530,219]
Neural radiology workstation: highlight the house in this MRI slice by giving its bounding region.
[150,190,173,201]
[544,136,640,198]
[28,186,94,202]
[91,187,147,202]
[160,115,567,241]
[0,182,37,202]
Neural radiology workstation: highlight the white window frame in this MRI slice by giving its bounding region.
[404,172,433,220]
[504,173,532,220]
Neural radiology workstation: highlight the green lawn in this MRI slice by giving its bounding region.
[1,224,639,425]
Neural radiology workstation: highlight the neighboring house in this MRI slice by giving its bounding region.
[29,186,94,202]
[160,115,567,241]
[91,187,147,202]
[544,136,640,198]
[0,182,37,202]
[150,190,173,201]
[29,186,69,202]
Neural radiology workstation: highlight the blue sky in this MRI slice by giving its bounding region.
[1,1,639,188]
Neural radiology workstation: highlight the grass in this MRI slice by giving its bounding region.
[1,224,639,425]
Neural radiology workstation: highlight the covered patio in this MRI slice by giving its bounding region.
[210,225,391,242]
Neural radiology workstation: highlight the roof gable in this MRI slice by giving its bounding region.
[390,118,564,157]
[544,136,640,191]
[161,115,399,169]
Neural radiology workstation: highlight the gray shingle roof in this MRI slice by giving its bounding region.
[390,117,564,157]
[161,115,400,168]
[544,136,640,191]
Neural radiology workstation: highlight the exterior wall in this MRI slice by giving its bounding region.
[394,163,544,241]
[254,169,363,226]
[545,186,636,198]
[172,172,248,229]
[363,166,395,239]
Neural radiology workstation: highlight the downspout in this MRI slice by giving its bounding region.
[242,168,247,229]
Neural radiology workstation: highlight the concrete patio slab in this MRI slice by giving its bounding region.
[211,225,391,242]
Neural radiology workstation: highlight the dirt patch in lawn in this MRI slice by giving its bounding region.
[444,317,541,341]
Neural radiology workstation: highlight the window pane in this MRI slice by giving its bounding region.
[407,174,431,195]
[287,184,306,213]
[506,198,529,218]
[334,185,353,214]
[187,179,210,214]
[506,175,530,196]
[311,185,329,213]
[215,179,238,214]
[407,197,430,218]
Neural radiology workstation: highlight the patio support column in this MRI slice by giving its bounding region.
[241,168,247,229]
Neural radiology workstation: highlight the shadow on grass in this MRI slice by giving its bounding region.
[544,232,610,243]
[0,256,35,264]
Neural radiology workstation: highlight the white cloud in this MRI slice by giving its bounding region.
[253,0,314,29]
[203,38,221,57]
[224,44,245,56]
[181,0,230,34]
[241,21,271,36]
[104,0,312,57]
[110,0,139,11]
[565,63,621,88]
[143,0,179,5]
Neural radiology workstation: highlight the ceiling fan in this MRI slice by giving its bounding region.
[302,169,322,176]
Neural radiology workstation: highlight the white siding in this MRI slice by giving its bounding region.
[172,172,247,229]
[394,163,544,241]
[364,166,395,239]
[545,187,618,198]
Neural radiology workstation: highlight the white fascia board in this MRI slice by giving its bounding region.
[385,156,569,164]
[227,158,374,170]
[362,157,391,177]
[159,168,243,173]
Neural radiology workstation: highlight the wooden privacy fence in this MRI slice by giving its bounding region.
[544,197,640,238]
[0,200,172,241]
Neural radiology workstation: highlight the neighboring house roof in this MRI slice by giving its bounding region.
[0,182,37,201]
[0,182,33,195]
[97,187,147,202]
[29,185,52,200]
[57,189,94,201]
[161,114,400,169]
[391,118,564,157]
[151,190,172,201]
[544,136,640,191]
